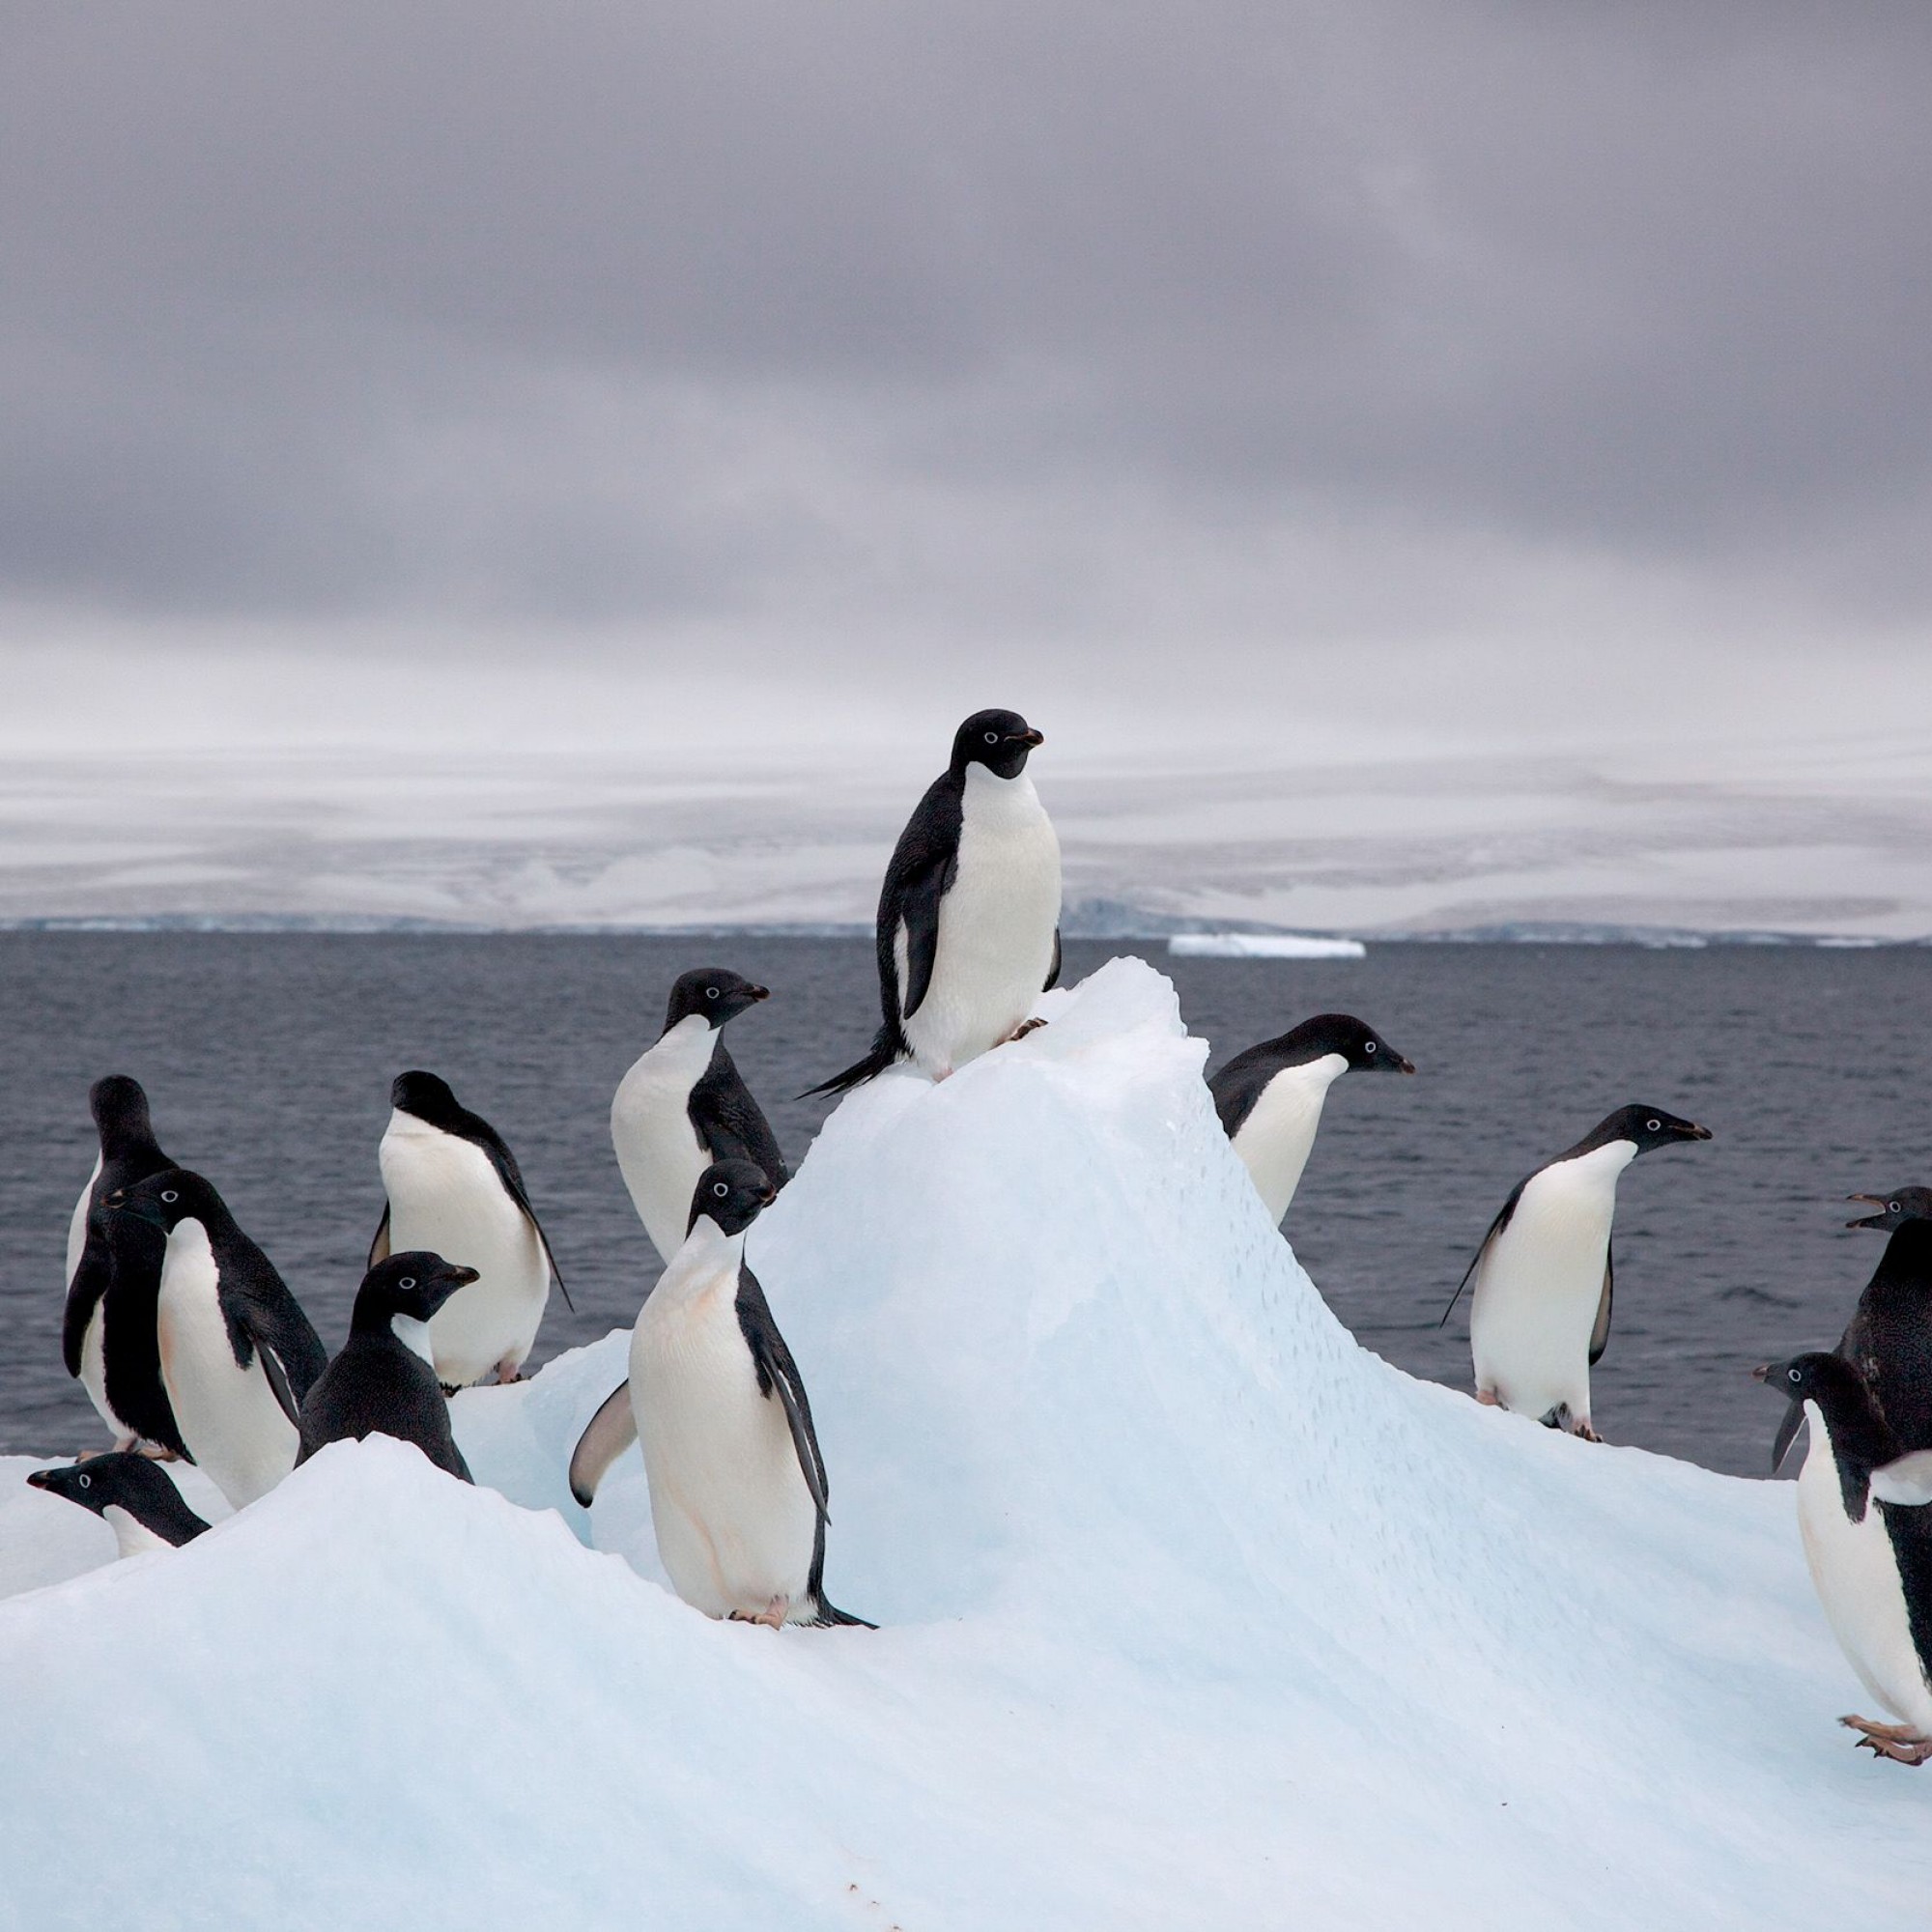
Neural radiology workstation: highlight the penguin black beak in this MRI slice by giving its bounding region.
[1847,1194,1889,1229]
[1393,1054,1417,1075]
[1018,729,1043,748]
[25,1469,54,1492]
[758,1185,777,1208]
[443,1265,482,1288]
[1684,1123,1713,1141]
[1749,1363,1775,1384]
[105,1188,164,1228]
[749,985,770,1002]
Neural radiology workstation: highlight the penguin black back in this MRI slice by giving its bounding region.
[297,1253,478,1481]
[667,970,789,1188]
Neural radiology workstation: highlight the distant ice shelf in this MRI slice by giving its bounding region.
[1168,932,1367,959]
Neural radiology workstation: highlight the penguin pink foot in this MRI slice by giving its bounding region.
[729,1596,791,1631]
[1842,1715,1932,1762]
[1007,1017,1048,1042]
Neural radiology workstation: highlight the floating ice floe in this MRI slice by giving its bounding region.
[1,957,1924,1926]
[1168,931,1367,959]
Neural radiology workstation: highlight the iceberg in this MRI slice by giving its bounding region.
[1,957,1924,1925]
[1169,932,1367,959]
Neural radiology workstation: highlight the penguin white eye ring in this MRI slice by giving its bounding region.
[983,729,998,743]
[1892,1201,1903,1213]
[160,1188,178,1203]
[1365,1040,1378,1053]
[398,1276,415,1290]
[1788,1367,1803,1384]
[1646,1119,1661,1132]
[705,985,719,999]
[77,1472,91,1489]
[712,1180,729,1197]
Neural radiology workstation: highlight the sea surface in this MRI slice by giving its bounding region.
[1,933,1925,1475]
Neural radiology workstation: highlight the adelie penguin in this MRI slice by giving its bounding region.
[611,968,789,1267]
[27,1454,210,1559]
[105,1170,327,1510]
[1770,1188,1932,1473]
[810,709,1061,1094]
[373,1071,568,1392]
[569,1160,869,1631]
[298,1253,478,1482]
[1753,1353,1932,1764]
[1209,1014,1415,1226]
[1440,1105,1712,1440]
[62,1075,188,1460]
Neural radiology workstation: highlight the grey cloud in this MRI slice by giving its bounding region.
[2,1,1928,629]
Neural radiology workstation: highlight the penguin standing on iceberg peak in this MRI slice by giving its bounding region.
[810,709,1061,1094]
[62,1075,187,1459]
[1770,1188,1932,1472]
[611,968,789,1266]
[108,1169,327,1510]
[569,1160,869,1631]
[373,1071,567,1392]
[26,1454,211,1558]
[1441,1104,1711,1440]
[1753,1352,1932,1764]
[298,1253,478,1481]
[1209,1014,1415,1225]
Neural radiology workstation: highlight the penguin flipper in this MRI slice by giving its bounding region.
[1438,1179,1528,1328]
[1770,1398,1807,1472]
[369,1203,391,1266]
[1588,1245,1614,1366]
[736,1267,829,1522]
[568,1381,637,1507]
[62,1219,111,1378]
[1044,925,1063,992]
[254,1337,301,1430]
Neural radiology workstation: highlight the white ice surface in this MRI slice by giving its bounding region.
[3,958,1927,1926]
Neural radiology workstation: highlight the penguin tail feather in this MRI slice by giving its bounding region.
[800,1033,899,1100]
[806,1600,877,1630]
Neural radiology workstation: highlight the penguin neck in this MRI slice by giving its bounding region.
[649,1012,721,1074]
[1873,1222,1932,1290]
[959,760,1039,821]
[389,1314,438,1366]
[1232,1055,1348,1223]
[102,1502,178,1560]
[1537,1139,1637,1199]
[660,1216,747,1303]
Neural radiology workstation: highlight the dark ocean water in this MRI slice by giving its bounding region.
[1,932,1925,1476]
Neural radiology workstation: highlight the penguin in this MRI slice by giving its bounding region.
[107,1168,327,1510]
[297,1253,479,1481]
[1209,1014,1416,1225]
[1771,1189,1932,1472]
[1441,1105,1712,1439]
[372,1071,567,1392]
[1753,1353,1932,1764]
[810,709,1061,1094]
[61,1075,187,1458]
[611,968,789,1266]
[569,1159,869,1631]
[26,1454,210,1558]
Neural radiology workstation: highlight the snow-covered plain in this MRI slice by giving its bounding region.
[2,959,1925,1926]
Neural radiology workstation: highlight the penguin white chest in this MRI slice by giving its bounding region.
[380,1114,548,1388]
[1230,1056,1347,1225]
[156,1218,298,1510]
[610,1017,716,1264]
[1796,1410,1932,1730]
[628,1232,817,1622]
[1470,1143,1631,1428]
[902,766,1061,1078]
[65,1158,99,1287]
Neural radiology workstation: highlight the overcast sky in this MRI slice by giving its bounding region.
[2,4,1928,904]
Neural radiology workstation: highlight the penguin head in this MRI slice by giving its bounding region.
[355,1252,480,1324]
[105,1166,221,1233]
[1847,1186,1932,1232]
[89,1074,155,1150]
[687,1159,778,1237]
[390,1069,461,1123]
[1274,1013,1415,1075]
[1752,1352,1877,1425]
[664,968,771,1034]
[1590,1105,1712,1157]
[27,1453,177,1522]
[951,709,1043,781]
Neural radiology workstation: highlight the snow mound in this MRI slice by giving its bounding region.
[2,957,1925,1925]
